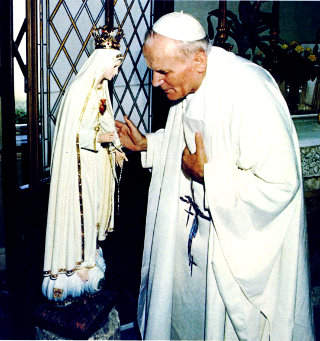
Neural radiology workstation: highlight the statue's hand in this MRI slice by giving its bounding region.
[97,131,115,143]
[115,150,128,167]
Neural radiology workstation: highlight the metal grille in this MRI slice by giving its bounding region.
[113,0,152,133]
[39,0,153,173]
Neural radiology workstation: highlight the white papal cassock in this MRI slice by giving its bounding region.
[137,46,314,340]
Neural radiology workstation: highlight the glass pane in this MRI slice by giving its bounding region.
[40,0,106,171]
[13,0,28,188]
[40,0,154,170]
[114,0,153,132]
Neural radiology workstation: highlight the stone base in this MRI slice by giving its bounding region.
[33,289,119,340]
[35,307,120,340]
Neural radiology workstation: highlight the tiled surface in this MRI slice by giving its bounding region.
[293,117,320,148]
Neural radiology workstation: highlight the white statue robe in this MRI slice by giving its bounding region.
[137,46,314,340]
[42,49,122,300]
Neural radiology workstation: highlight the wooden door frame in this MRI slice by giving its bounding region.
[0,0,17,285]
[26,0,41,195]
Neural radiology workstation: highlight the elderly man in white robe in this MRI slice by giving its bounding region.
[116,12,314,341]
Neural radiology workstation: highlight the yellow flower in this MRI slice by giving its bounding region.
[281,44,289,49]
[295,45,304,53]
[290,41,299,45]
[305,47,312,53]
[308,54,317,62]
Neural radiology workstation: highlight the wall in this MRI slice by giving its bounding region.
[174,1,272,55]
[0,103,4,257]
[0,28,4,254]
[174,1,320,48]
[279,1,320,44]
[0,100,3,250]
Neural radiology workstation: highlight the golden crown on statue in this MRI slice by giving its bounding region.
[92,24,124,50]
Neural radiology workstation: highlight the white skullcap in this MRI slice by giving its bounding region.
[153,11,206,42]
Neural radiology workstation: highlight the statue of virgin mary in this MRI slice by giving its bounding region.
[42,26,127,302]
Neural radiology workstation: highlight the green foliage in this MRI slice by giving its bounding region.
[15,101,27,124]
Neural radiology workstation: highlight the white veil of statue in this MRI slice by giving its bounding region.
[42,27,125,302]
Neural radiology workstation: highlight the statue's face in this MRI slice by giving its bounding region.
[102,59,122,81]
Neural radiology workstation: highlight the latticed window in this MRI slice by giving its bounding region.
[39,0,153,173]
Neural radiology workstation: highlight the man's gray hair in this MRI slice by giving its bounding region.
[143,30,209,58]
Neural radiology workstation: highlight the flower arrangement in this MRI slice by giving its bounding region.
[254,41,320,86]
[254,41,320,112]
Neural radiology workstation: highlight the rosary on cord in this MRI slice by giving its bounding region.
[99,98,123,216]
[180,195,211,276]
[115,164,123,215]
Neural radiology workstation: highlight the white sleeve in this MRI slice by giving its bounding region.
[204,69,301,297]
[100,113,122,149]
[205,72,299,226]
[78,125,100,152]
[141,129,165,168]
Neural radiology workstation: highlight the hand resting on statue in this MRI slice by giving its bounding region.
[115,115,147,151]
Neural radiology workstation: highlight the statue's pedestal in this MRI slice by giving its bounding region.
[33,290,120,340]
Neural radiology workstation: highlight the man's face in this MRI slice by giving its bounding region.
[143,34,204,101]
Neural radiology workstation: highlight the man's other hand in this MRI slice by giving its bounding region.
[182,132,207,183]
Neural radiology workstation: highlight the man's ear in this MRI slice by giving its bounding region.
[194,51,207,73]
